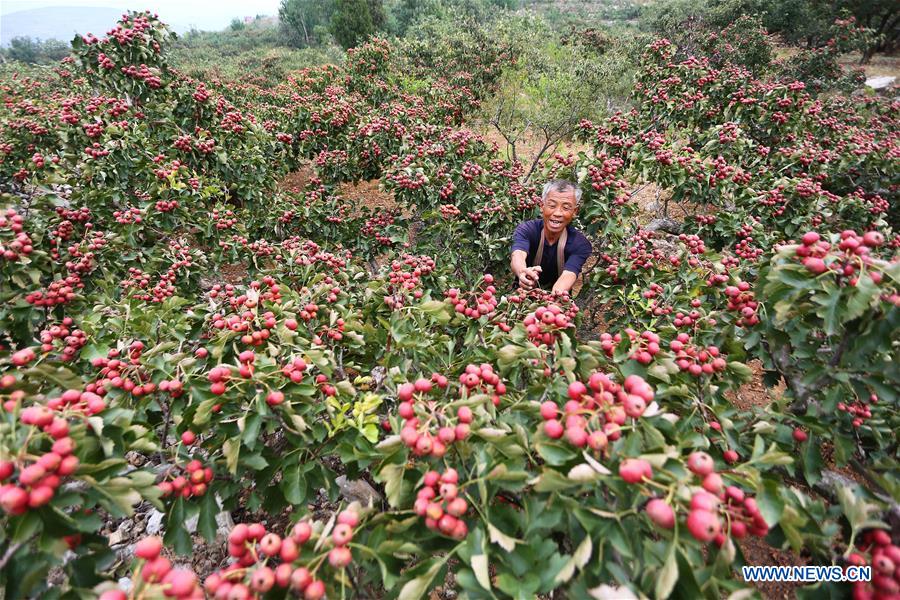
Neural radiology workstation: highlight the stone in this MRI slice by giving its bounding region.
[145,509,165,535]
[645,218,682,235]
[865,76,896,91]
[335,475,382,506]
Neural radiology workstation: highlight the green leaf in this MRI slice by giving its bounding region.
[198,491,218,542]
[655,547,678,600]
[471,552,491,591]
[802,441,824,486]
[554,535,592,584]
[398,557,447,600]
[223,439,240,475]
[376,463,405,509]
[488,522,519,552]
[813,289,841,336]
[164,498,193,556]
[757,480,785,526]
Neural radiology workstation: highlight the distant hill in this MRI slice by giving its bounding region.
[1,6,124,47]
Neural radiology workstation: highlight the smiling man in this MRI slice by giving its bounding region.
[511,179,592,294]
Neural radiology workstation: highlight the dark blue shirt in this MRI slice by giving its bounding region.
[511,219,592,289]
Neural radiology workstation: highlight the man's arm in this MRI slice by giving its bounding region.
[512,249,541,289]
[552,270,578,294]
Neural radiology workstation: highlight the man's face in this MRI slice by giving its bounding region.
[541,189,578,235]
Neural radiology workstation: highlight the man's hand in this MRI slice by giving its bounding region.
[518,266,541,289]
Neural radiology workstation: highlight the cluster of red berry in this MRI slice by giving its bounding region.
[838,393,878,429]
[445,274,497,319]
[724,281,759,327]
[25,274,83,306]
[524,303,575,346]
[847,528,900,599]
[38,318,87,361]
[670,334,727,376]
[0,209,33,262]
[0,399,79,515]
[397,374,472,457]
[99,536,201,600]
[158,459,214,499]
[413,469,469,540]
[638,451,768,546]
[541,373,654,448]
[599,329,661,364]
[84,342,152,398]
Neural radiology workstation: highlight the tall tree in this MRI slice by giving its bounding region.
[330,0,376,49]
[279,0,335,47]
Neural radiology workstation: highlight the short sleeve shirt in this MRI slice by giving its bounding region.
[511,219,592,289]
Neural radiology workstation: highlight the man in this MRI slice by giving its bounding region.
[511,179,592,294]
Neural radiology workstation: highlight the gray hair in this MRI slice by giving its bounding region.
[542,179,583,208]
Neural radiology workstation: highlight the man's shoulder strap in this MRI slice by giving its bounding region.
[533,227,567,276]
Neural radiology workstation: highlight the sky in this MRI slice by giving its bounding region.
[1,0,284,33]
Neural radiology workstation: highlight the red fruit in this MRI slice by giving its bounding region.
[414,378,432,393]
[686,510,721,542]
[457,406,473,423]
[801,232,820,246]
[11,348,36,366]
[135,536,163,560]
[304,580,325,600]
[229,523,249,545]
[544,419,564,439]
[646,499,675,529]
[540,401,558,420]
[871,529,891,547]
[250,567,274,593]
[397,382,415,402]
[565,426,588,447]
[266,391,285,406]
[792,428,808,443]
[447,497,468,517]
[587,430,608,451]
[0,486,28,515]
[568,381,587,401]
[623,394,646,418]
[619,458,651,483]
[19,464,46,486]
[290,567,312,591]
[181,431,196,445]
[259,533,282,557]
[702,473,724,494]
[687,451,715,476]
[332,523,353,546]
[423,470,440,488]
[99,591,127,600]
[247,523,266,540]
[803,257,827,274]
[163,569,197,597]
[441,468,459,484]
[723,450,739,464]
[328,546,353,568]
[690,491,720,511]
[438,514,458,535]
[52,437,75,456]
[28,486,54,508]
[0,461,13,481]
[275,563,293,588]
[438,426,456,444]
[285,319,298,331]
[337,510,359,527]
[862,231,884,247]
